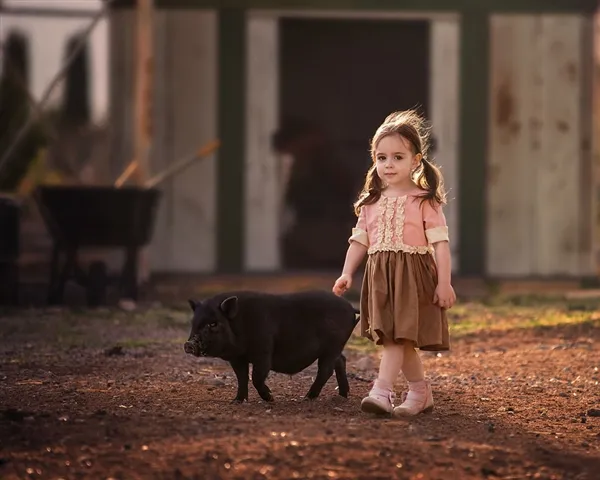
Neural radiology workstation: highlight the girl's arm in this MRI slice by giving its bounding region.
[433,240,452,286]
[423,200,455,308]
[432,240,456,308]
[341,242,368,277]
[333,205,369,295]
[332,242,367,296]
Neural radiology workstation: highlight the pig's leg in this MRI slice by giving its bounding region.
[230,358,249,403]
[334,354,350,398]
[305,354,337,399]
[251,358,274,402]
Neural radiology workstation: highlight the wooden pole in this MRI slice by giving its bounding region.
[132,0,154,185]
[131,0,154,289]
[145,140,220,188]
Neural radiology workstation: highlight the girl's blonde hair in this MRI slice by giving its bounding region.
[354,109,446,216]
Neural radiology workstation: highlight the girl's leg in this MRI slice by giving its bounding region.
[401,342,424,382]
[394,343,433,417]
[377,340,405,385]
[361,339,403,415]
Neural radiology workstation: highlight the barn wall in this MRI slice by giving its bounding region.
[110,9,218,273]
[245,14,280,271]
[487,14,594,277]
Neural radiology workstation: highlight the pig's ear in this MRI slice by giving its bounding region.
[219,296,238,319]
[188,299,200,312]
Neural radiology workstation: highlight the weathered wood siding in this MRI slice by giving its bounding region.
[245,14,280,271]
[487,14,594,277]
[110,9,218,273]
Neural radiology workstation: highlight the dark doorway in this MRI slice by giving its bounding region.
[275,18,430,270]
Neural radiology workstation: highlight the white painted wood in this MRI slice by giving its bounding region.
[149,10,218,273]
[536,15,582,276]
[488,15,540,276]
[88,13,109,123]
[244,16,280,271]
[430,19,460,273]
[488,14,588,277]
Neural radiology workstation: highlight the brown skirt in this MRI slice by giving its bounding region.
[360,250,450,351]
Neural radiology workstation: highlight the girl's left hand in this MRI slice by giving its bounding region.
[433,283,456,309]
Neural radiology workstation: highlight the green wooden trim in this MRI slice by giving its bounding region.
[216,8,246,273]
[112,0,596,13]
[458,10,489,276]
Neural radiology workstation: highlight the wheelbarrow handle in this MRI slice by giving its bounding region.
[144,139,221,188]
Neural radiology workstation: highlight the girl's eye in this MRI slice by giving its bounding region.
[395,155,403,160]
[376,156,386,162]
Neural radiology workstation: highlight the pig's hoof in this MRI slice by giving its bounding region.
[231,397,247,404]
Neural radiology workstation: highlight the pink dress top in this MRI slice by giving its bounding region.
[349,191,449,255]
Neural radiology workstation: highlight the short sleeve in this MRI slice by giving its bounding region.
[348,207,369,247]
[423,201,449,244]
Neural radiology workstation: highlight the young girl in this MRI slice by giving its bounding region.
[332,110,456,417]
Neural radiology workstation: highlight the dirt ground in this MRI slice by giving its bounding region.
[1,296,599,480]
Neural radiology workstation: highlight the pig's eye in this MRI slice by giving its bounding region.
[208,322,217,328]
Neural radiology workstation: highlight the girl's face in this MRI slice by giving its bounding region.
[374,134,421,189]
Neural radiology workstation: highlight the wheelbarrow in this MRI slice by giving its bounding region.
[34,185,161,306]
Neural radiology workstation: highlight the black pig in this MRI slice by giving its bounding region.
[183,290,359,403]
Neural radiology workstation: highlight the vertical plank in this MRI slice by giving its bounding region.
[488,14,590,278]
[152,10,217,272]
[593,13,600,276]
[526,17,546,276]
[576,14,594,277]
[132,0,153,183]
[430,18,460,273]
[536,15,582,276]
[458,10,489,276]
[108,9,135,179]
[487,15,540,276]
[244,14,280,271]
[146,9,170,270]
[217,8,246,273]
[89,13,109,123]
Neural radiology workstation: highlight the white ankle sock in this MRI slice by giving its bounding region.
[374,378,393,392]
[408,380,427,393]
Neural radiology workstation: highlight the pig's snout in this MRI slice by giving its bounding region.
[184,341,198,355]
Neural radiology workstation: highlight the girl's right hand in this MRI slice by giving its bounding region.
[332,274,352,296]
